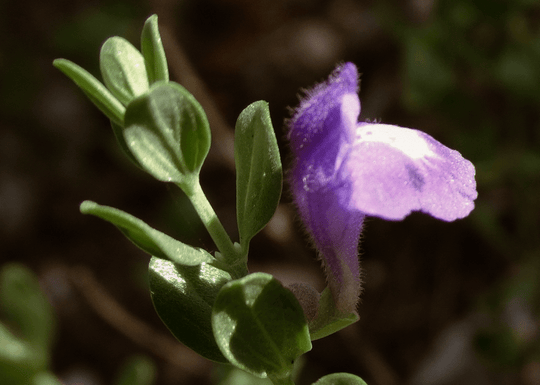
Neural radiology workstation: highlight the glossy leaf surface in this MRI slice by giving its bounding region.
[124,82,210,191]
[313,373,368,385]
[235,101,282,252]
[149,257,231,362]
[212,273,311,380]
[80,201,213,266]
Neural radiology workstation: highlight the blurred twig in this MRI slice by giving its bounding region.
[68,266,209,376]
[339,327,399,385]
[157,23,236,171]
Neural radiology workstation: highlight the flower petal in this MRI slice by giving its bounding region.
[344,123,477,221]
[288,63,364,311]
[288,62,359,160]
[290,161,364,312]
[287,61,478,316]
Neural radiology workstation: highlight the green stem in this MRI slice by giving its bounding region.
[185,181,247,277]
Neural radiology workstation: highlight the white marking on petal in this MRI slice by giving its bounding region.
[356,123,436,160]
[341,93,360,128]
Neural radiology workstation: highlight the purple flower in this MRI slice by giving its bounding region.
[288,62,477,313]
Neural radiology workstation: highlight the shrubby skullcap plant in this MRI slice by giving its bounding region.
[288,62,477,315]
[51,13,478,384]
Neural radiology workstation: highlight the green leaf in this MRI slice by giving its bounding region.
[32,372,64,385]
[114,355,156,385]
[53,58,125,125]
[80,201,213,266]
[149,257,231,362]
[235,101,282,252]
[213,364,274,385]
[124,82,211,191]
[0,322,29,361]
[313,373,368,385]
[308,287,359,341]
[111,121,142,168]
[212,273,311,381]
[0,264,53,384]
[0,323,43,384]
[100,36,149,106]
[0,264,55,352]
[141,14,169,84]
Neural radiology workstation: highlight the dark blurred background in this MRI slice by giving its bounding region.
[1,0,540,384]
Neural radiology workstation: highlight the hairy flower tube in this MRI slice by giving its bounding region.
[288,62,477,314]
